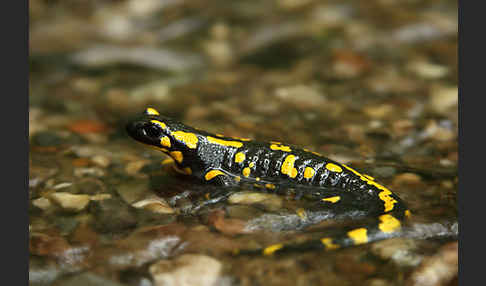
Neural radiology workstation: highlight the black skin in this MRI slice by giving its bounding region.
[126,109,410,253]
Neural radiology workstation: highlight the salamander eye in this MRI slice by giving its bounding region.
[143,124,162,138]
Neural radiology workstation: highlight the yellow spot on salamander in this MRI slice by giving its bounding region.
[320,237,340,250]
[145,107,160,116]
[378,214,401,233]
[170,151,183,163]
[205,193,210,200]
[378,190,397,212]
[322,196,341,203]
[242,167,251,177]
[304,167,315,179]
[161,158,173,165]
[207,136,243,148]
[347,228,368,245]
[263,243,284,256]
[281,155,298,178]
[270,144,292,152]
[249,162,255,168]
[265,183,276,190]
[255,177,260,181]
[205,170,225,181]
[325,163,343,173]
[172,131,198,149]
[160,136,171,148]
[235,152,246,163]
[234,176,241,182]
[296,208,307,220]
[342,164,398,212]
[150,120,167,129]
[405,209,412,218]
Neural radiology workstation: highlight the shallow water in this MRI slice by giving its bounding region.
[29,1,457,285]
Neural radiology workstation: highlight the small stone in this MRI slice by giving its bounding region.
[407,60,449,79]
[406,242,458,286]
[274,85,326,109]
[228,192,282,211]
[90,194,112,201]
[371,238,423,267]
[149,254,222,286]
[91,155,111,168]
[207,209,250,235]
[429,85,458,114]
[52,272,124,286]
[32,197,52,210]
[91,198,138,233]
[392,173,423,186]
[125,160,151,176]
[49,192,91,212]
[363,104,394,119]
[116,179,150,204]
[73,167,105,178]
[132,196,175,214]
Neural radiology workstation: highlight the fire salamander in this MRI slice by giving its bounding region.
[126,107,411,255]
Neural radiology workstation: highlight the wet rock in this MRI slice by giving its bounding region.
[406,242,458,286]
[125,160,151,177]
[226,205,264,220]
[274,84,326,110]
[331,50,371,79]
[49,192,91,212]
[228,191,282,211]
[428,85,458,114]
[116,179,150,204]
[71,45,204,72]
[371,238,423,267]
[105,224,186,269]
[73,165,106,178]
[29,258,62,286]
[32,197,52,211]
[149,254,222,286]
[31,131,64,147]
[91,198,138,233]
[91,155,111,168]
[207,209,250,235]
[132,196,175,214]
[407,60,449,79]
[52,272,124,286]
[90,193,112,201]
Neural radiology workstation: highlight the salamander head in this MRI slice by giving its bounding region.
[126,107,199,154]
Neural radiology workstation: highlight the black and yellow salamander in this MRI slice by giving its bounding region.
[126,107,411,255]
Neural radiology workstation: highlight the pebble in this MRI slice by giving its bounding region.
[116,179,150,204]
[132,196,175,214]
[407,60,449,79]
[149,254,222,286]
[393,172,422,186]
[32,197,52,211]
[91,155,111,168]
[428,85,458,114]
[274,84,326,109]
[91,198,138,233]
[49,192,91,212]
[125,160,151,176]
[73,167,105,178]
[228,192,282,211]
[52,272,124,286]
[406,242,458,286]
[207,209,250,235]
[371,238,423,267]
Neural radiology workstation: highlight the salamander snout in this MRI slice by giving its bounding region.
[126,120,163,146]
